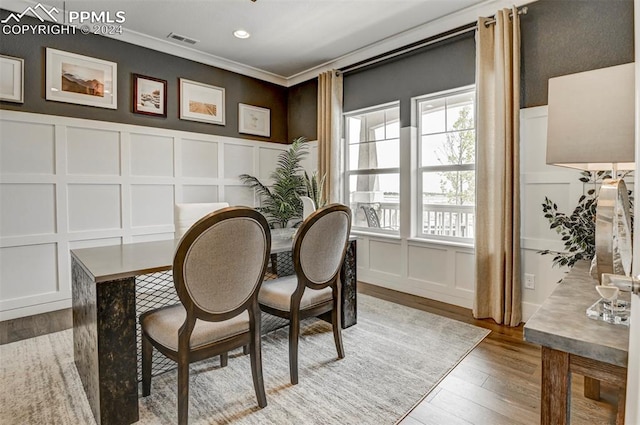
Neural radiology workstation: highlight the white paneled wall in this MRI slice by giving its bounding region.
[355,106,584,320]
[0,110,315,320]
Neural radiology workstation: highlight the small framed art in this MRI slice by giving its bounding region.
[238,103,270,137]
[46,48,117,109]
[133,74,167,117]
[0,55,24,103]
[179,78,225,125]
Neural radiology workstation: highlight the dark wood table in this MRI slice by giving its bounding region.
[524,262,629,425]
[71,236,357,425]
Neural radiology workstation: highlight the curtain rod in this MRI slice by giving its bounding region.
[339,6,528,75]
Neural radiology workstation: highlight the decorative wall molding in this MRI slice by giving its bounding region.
[0,110,316,320]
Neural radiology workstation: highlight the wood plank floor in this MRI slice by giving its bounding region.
[1,284,621,424]
[358,283,620,425]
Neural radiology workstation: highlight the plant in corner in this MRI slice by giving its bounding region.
[240,137,326,228]
[538,170,633,269]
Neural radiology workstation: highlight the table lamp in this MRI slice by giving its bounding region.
[546,62,635,281]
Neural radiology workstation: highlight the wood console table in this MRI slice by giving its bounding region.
[71,236,357,425]
[524,262,629,424]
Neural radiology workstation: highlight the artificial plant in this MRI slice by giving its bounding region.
[538,170,633,268]
[240,137,326,228]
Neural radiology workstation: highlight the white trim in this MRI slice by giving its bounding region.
[3,0,537,87]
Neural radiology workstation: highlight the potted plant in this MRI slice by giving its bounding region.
[539,171,633,269]
[240,137,326,230]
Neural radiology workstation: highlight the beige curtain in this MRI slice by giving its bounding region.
[474,7,522,326]
[317,70,343,203]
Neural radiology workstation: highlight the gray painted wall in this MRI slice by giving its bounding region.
[344,33,475,127]
[521,0,634,107]
[288,0,634,132]
[0,12,289,143]
[287,78,318,141]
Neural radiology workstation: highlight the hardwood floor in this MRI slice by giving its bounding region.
[1,284,621,424]
[358,283,620,425]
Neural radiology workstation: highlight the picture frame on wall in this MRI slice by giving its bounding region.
[133,74,167,117]
[46,48,117,109]
[179,78,225,125]
[238,103,270,137]
[0,55,24,103]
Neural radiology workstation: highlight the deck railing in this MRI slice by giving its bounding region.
[354,201,474,238]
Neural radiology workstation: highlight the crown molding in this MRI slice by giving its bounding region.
[286,0,537,86]
[3,0,537,88]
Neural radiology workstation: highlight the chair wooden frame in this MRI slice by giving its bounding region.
[140,207,271,424]
[259,204,352,385]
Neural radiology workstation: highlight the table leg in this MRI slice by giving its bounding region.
[616,384,627,425]
[584,376,601,400]
[72,258,139,425]
[541,346,571,425]
[340,239,357,328]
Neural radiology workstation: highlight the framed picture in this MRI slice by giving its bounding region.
[179,78,225,125]
[238,103,270,137]
[45,48,117,109]
[0,55,24,103]
[133,74,167,117]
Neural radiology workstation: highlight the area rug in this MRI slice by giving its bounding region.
[0,294,489,424]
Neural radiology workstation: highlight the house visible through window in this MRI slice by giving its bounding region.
[417,87,475,241]
[344,103,400,233]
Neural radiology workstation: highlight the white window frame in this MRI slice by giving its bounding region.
[414,85,476,244]
[343,101,401,235]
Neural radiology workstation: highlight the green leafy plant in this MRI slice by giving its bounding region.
[304,171,326,210]
[240,137,325,228]
[539,171,633,268]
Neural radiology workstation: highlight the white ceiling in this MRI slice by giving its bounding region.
[4,0,531,85]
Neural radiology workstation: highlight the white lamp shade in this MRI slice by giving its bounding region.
[546,63,635,171]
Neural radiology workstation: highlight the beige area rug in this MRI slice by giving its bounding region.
[0,294,489,424]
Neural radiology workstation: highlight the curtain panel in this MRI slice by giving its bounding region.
[474,7,522,326]
[317,70,343,204]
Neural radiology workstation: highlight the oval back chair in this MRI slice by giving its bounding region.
[259,203,352,384]
[140,206,271,424]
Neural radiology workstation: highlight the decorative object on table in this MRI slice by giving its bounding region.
[179,78,225,125]
[239,137,326,228]
[238,103,270,137]
[133,74,167,117]
[45,48,117,109]
[0,54,24,103]
[587,283,630,326]
[545,63,635,282]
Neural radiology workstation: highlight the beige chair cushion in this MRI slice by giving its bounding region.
[141,304,249,351]
[258,275,332,311]
[174,202,229,239]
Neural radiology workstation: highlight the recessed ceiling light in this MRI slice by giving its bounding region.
[233,29,250,39]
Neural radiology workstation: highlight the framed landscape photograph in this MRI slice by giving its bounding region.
[238,103,270,137]
[0,55,24,103]
[133,74,167,117]
[179,78,225,125]
[46,48,117,109]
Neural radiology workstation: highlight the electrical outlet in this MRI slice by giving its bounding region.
[524,273,535,290]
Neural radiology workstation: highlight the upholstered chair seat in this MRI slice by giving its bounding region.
[258,204,352,385]
[140,207,271,424]
[141,306,250,351]
[259,275,332,311]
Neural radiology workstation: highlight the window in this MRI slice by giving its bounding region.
[344,103,400,233]
[416,87,475,241]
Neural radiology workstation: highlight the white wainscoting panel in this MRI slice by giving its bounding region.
[0,110,311,320]
[67,127,121,176]
[454,251,474,291]
[369,239,402,276]
[407,245,448,283]
[181,139,218,178]
[129,133,174,177]
[0,121,55,175]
